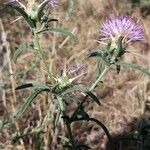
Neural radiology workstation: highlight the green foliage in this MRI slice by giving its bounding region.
[13,43,33,63]
[6,3,36,28]
[115,61,150,76]
[37,28,76,39]
[15,84,50,119]
[113,36,125,60]
[5,1,150,149]
[88,51,111,65]
[60,85,101,105]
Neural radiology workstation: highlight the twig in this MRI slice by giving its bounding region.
[58,28,77,50]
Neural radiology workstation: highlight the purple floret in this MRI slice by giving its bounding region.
[48,0,59,7]
[99,16,144,44]
[5,0,17,4]
[69,64,86,74]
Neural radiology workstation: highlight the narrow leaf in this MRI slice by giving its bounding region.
[48,19,58,23]
[37,28,76,39]
[86,91,101,105]
[61,85,101,105]
[115,61,150,76]
[7,4,35,28]
[15,83,33,90]
[13,43,33,63]
[89,118,112,142]
[15,88,50,119]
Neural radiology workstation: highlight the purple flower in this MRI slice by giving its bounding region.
[99,16,144,44]
[68,64,86,74]
[48,0,59,7]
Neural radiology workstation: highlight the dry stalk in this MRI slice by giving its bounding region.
[58,27,77,50]
[0,20,7,108]
[0,19,25,149]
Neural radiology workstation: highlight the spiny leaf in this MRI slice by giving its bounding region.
[6,4,35,28]
[61,85,101,105]
[115,61,150,76]
[15,87,50,119]
[13,43,33,63]
[37,28,76,39]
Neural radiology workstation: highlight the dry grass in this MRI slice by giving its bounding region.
[0,0,150,149]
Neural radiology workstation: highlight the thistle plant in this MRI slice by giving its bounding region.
[1,1,150,150]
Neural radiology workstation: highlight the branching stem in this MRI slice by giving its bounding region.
[33,29,53,82]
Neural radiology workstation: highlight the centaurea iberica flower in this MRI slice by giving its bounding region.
[99,16,144,45]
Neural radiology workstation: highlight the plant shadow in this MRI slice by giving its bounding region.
[106,116,150,150]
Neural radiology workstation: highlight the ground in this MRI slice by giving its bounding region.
[0,0,150,150]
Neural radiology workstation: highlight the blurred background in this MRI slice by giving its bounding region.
[0,0,150,149]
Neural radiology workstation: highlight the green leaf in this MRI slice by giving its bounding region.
[15,87,50,119]
[113,36,124,59]
[7,4,35,28]
[37,28,76,39]
[15,83,33,90]
[86,91,101,105]
[61,85,85,95]
[96,59,106,79]
[15,83,51,91]
[13,43,33,63]
[61,85,101,105]
[89,51,110,65]
[115,61,150,76]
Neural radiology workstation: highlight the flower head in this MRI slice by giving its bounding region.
[99,16,144,44]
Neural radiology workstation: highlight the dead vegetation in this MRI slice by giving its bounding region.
[0,0,150,149]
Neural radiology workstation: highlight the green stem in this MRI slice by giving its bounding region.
[89,66,109,91]
[71,66,110,120]
[33,29,53,81]
[66,123,76,150]
[57,96,64,111]
[57,96,76,149]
